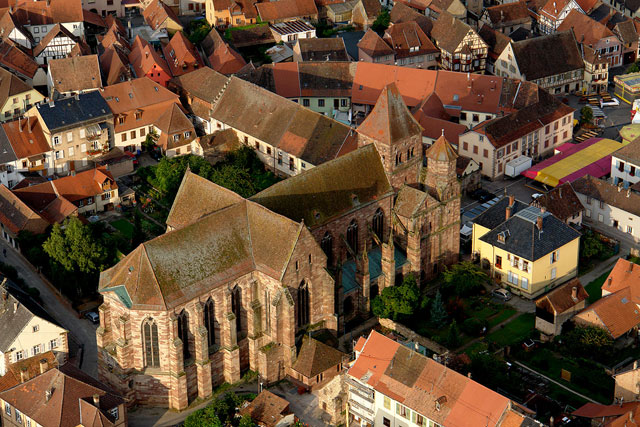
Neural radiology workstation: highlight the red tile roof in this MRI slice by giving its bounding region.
[557,9,615,45]
[0,39,38,79]
[256,0,317,21]
[576,287,640,339]
[383,21,438,57]
[349,331,514,426]
[239,391,290,427]
[142,0,181,30]
[0,184,48,235]
[128,35,171,84]
[162,31,205,77]
[12,0,83,26]
[357,28,394,57]
[573,402,640,418]
[204,29,247,75]
[535,278,588,315]
[602,258,640,305]
[2,116,50,160]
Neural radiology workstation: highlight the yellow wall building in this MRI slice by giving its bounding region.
[472,197,581,298]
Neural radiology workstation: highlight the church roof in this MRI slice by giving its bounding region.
[356,82,423,146]
[426,133,458,161]
[100,171,303,310]
[250,144,393,228]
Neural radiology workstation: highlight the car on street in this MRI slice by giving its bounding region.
[492,288,512,301]
[531,193,543,200]
[84,311,99,324]
[471,189,496,203]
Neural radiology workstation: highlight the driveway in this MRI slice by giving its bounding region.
[0,239,98,378]
[271,381,327,426]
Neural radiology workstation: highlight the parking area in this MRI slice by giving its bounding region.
[462,176,538,212]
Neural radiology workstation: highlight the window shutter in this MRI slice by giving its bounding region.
[396,403,400,415]
[518,259,523,270]
[412,411,416,423]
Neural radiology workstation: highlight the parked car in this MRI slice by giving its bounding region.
[471,189,495,203]
[84,311,99,324]
[491,288,512,301]
[531,193,543,200]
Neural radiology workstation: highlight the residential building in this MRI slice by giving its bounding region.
[99,45,133,86]
[32,23,82,66]
[293,38,350,62]
[611,136,640,188]
[614,360,640,402]
[13,167,120,215]
[347,330,538,427]
[0,40,43,86]
[0,364,126,427]
[11,0,85,40]
[0,11,34,51]
[456,155,481,194]
[162,31,205,77]
[537,0,585,34]
[82,0,127,18]
[129,36,172,87]
[557,10,623,67]
[478,24,512,74]
[390,2,435,35]
[27,91,113,173]
[495,31,584,94]
[530,182,585,227]
[472,198,581,298]
[0,350,57,394]
[481,1,532,34]
[357,29,395,65]
[269,20,316,44]
[535,278,588,338]
[0,184,48,248]
[97,169,338,409]
[47,55,102,99]
[102,77,182,153]
[0,117,52,190]
[574,258,640,339]
[0,284,68,376]
[458,89,575,179]
[613,19,639,64]
[153,103,198,157]
[287,337,345,391]
[256,0,318,23]
[143,0,183,33]
[582,44,609,95]
[573,402,640,425]
[351,0,381,29]
[201,27,247,75]
[411,92,468,146]
[0,68,43,123]
[430,11,489,73]
[383,21,439,69]
[206,0,259,27]
[573,174,640,242]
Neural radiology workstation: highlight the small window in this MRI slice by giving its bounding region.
[495,255,502,269]
[50,338,58,349]
[108,407,119,420]
[5,403,10,416]
[184,131,191,138]
[15,350,23,361]
[33,325,39,332]
[131,130,136,139]
[628,226,633,235]
[318,99,325,107]
[303,99,310,107]
[384,396,391,409]
[383,418,391,427]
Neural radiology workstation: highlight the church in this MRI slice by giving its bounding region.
[96,83,461,410]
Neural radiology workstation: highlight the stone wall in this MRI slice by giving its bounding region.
[378,318,448,355]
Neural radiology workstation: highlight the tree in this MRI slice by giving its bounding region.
[143,130,159,152]
[446,320,461,348]
[442,261,487,296]
[209,165,257,198]
[627,62,640,74]
[238,414,257,427]
[430,290,448,328]
[580,230,612,260]
[580,106,594,125]
[371,273,420,321]
[43,217,109,274]
[371,10,390,35]
[187,19,212,45]
[562,326,613,362]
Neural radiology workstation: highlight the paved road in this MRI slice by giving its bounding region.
[0,239,98,378]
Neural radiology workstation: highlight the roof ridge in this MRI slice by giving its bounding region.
[140,242,167,310]
[244,200,257,272]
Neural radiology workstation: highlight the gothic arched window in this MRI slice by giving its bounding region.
[297,281,310,327]
[204,298,215,347]
[177,310,190,360]
[142,318,160,368]
[321,232,333,265]
[347,220,358,253]
[372,208,384,241]
[231,286,242,333]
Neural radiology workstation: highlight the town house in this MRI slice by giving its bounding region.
[558,10,623,67]
[383,21,439,69]
[0,68,43,123]
[582,44,609,95]
[610,136,640,188]
[0,185,49,249]
[430,11,488,73]
[27,91,113,174]
[206,0,259,28]
[480,1,532,34]
[129,36,172,87]
[534,278,588,338]
[11,0,85,40]
[47,55,102,99]
[537,0,585,34]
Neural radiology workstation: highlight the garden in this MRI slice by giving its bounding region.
[184,392,257,427]
[578,229,617,275]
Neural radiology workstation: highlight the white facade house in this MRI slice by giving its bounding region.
[611,138,640,188]
[27,22,84,43]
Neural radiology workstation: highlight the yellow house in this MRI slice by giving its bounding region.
[472,196,581,298]
[0,68,44,123]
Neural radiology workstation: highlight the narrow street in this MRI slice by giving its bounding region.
[0,239,98,378]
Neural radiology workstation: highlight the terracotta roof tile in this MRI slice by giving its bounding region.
[292,337,346,377]
[0,39,38,79]
[602,258,640,305]
[0,351,57,393]
[576,287,640,338]
[431,11,484,54]
[574,402,640,418]
[33,23,78,57]
[12,0,83,26]
[384,21,437,57]
[0,184,48,234]
[357,28,394,57]
[557,9,615,46]
[485,1,530,26]
[509,30,583,81]
[573,175,640,221]
[142,0,182,30]
[128,35,171,81]
[1,116,49,160]
[535,278,588,314]
[239,391,290,427]
[99,45,132,86]
[478,24,512,59]
[48,55,101,94]
[530,182,584,221]
[256,0,317,21]
[202,28,247,75]
[426,133,457,161]
[162,31,204,77]
[296,37,349,61]
[390,2,434,34]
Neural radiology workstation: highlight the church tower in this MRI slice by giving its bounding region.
[356,83,423,189]
[424,132,460,202]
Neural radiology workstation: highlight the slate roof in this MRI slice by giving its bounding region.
[296,37,350,61]
[357,82,423,146]
[510,30,583,81]
[292,337,346,377]
[210,76,355,166]
[479,205,581,261]
[473,195,529,230]
[530,182,584,222]
[101,171,304,310]
[35,91,111,132]
[0,364,124,427]
[251,144,393,227]
[48,55,101,94]
[572,175,640,218]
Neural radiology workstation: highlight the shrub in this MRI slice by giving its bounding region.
[461,318,488,337]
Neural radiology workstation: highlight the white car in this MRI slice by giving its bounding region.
[531,193,543,200]
[600,98,620,108]
[492,288,512,301]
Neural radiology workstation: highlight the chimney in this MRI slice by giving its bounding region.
[45,389,52,402]
[506,206,512,220]
[20,367,28,383]
[627,188,631,198]
[92,394,100,406]
[541,206,546,214]
[48,100,54,108]
[13,301,18,313]
[536,216,543,230]
[467,372,472,379]
[559,187,562,198]
[634,360,639,370]
[508,195,514,206]
[571,286,577,301]
[39,358,48,374]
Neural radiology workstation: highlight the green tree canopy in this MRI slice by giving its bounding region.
[442,261,487,296]
[580,106,594,125]
[430,290,448,328]
[371,273,420,321]
[372,10,390,35]
[446,320,461,348]
[43,217,109,274]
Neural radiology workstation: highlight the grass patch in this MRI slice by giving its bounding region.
[110,219,134,239]
[584,269,611,304]
[465,341,489,357]
[486,313,534,347]
[487,307,517,328]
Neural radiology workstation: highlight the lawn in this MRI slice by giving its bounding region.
[110,219,134,239]
[584,269,611,304]
[486,313,535,347]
